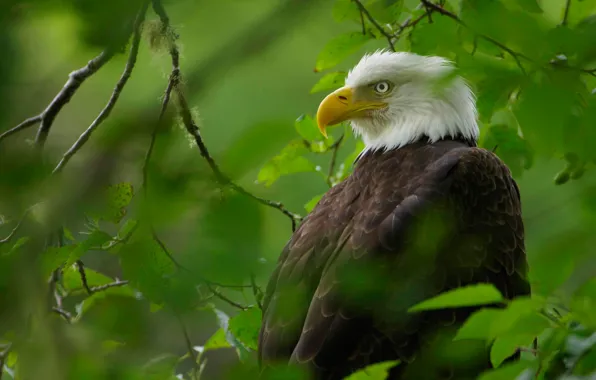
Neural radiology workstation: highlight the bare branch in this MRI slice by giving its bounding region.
[177,315,200,380]
[0,115,41,144]
[34,51,115,149]
[419,0,528,74]
[562,0,571,26]
[52,307,73,323]
[53,2,149,174]
[352,0,396,51]
[205,283,248,310]
[89,280,129,293]
[76,260,93,295]
[152,0,302,232]
[0,210,29,245]
[327,134,345,187]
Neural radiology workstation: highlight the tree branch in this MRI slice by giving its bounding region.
[177,315,200,380]
[52,307,73,323]
[0,115,41,144]
[152,0,302,232]
[34,51,115,149]
[76,260,93,295]
[562,0,571,26]
[52,2,149,174]
[419,0,528,74]
[327,134,345,187]
[89,280,129,293]
[352,0,395,51]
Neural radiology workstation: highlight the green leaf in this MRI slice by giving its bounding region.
[479,122,533,177]
[295,115,322,141]
[454,308,505,341]
[344,360,400,379]
[408,284,504,313]
[204,328,232,351]
[212,308,250,361]
[410,16,461,59]
[142,354,179,380]
[332,0,360,22]
[228,307,262,350]
[490,335,534,368]
[62,264,120,293]
[315,32,372,72]
[478,360,533,380]
[310,72,347,94]
[40,245,75,278]
[66,229,112,267]
[90,183,134,224]
[257,141,316,187]
[304,194,323,213]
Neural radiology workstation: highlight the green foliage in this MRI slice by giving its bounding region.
[2,0,596,379]
[408,284,505,312]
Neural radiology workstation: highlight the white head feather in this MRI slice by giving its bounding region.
[344,50,479,151]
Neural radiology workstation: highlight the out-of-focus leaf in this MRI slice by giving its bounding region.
[229,307,262,350]
[410,16,460,59]
[65,229,112,267]
[490,334,535,368]
[408,284,504,312]
[295,115,322,141]
[454,308,504,341]
[257,141,316,187]
[479,120,533,177]
[477,361,533,380]
[310,72,347,94]
[344,360,400,379]
[315,32,372,72]
[332,0,360,22]
[304,194,323,213]
[40,245,74,278]
[212,308,250,361]
[141,354,179,380]
[571,277,596,330]
[89,183,134,224]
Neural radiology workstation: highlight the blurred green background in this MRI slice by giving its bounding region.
[2,0,596,379]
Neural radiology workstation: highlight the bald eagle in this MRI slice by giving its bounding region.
[258,51,530,379]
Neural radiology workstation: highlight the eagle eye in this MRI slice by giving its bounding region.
[373,81,393,95]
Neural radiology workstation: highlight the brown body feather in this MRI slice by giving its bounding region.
[258,138,530,379]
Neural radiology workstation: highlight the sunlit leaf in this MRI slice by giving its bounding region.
[257,141,316,187]
[295,115,322,141]
[229,307,262,350]
[478,361,533,380]
[204,328,232,351]
[344,360,400,379]
[315,32,372,72]
[408,284,504,312]
[454,308,504,341]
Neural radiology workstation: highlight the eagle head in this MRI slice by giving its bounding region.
[316,50,479,151]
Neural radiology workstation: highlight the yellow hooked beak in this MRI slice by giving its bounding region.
[316,86,387,138]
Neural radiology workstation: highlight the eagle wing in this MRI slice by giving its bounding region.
[258,147,529,378]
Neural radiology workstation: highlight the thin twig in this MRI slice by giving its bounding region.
[250,273,263,310]
[327,134,345,187]
[53,2,149,174]
[34,51,115,149]
[0,210,29,245]
[152,0,302,232]
[52,307,72,323]
[358,8,366,35]
[205,283,247,310]
[89,280,129,293]
[76,260,93,295]
[419,0,527,74]
[562,0,571,26]
[177,315,200,380]
[352,0,396,51]
[0,115,41,144]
